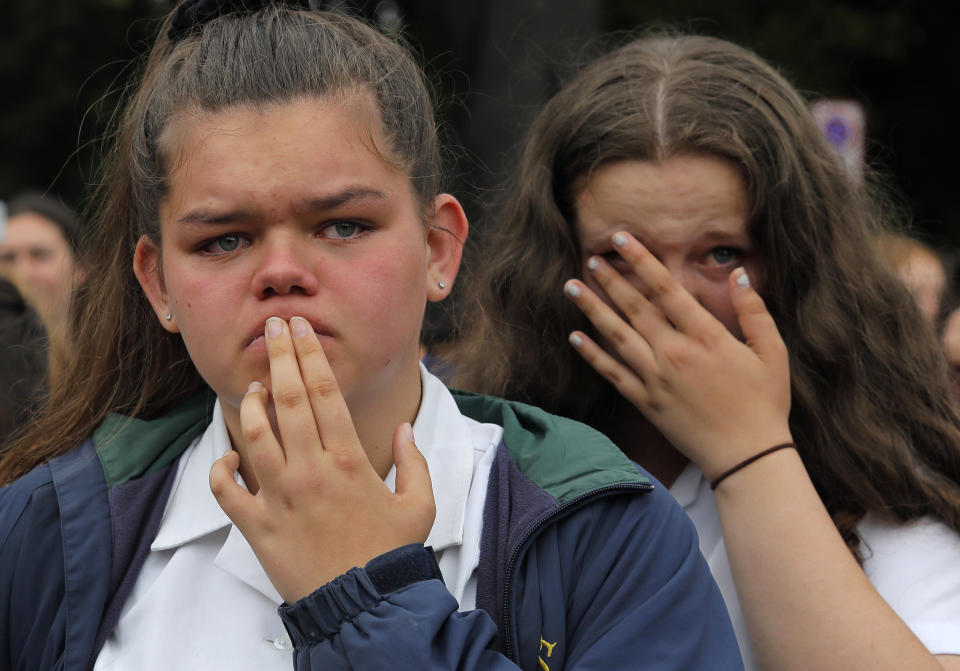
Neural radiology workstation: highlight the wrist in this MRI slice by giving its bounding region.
[709,442,796,490]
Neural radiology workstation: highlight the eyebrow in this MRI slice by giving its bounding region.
[175,187,390,226]
[697,227,751,242]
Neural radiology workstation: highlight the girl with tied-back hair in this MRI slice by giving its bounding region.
[0,4,743,671]
[456,33,960,671]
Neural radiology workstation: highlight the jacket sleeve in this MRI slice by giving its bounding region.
[279,544,522,670]
[0,467,67,671]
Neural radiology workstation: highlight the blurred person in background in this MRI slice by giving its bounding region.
[876,232,947,323]
[0,191,86,380]
[0,272,48,452]
[0,200,49,451]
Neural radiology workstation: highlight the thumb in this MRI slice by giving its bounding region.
[729,267,787,363]
[392,423,436,512]
[210,450,254,527]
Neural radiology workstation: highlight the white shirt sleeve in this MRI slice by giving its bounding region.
[858,512,960,655]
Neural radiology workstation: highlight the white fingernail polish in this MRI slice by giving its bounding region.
[736,269,751,288]
[569,333,583,347]
[613,232,627,248]
[565,283,581,298]
[587,257,599,271]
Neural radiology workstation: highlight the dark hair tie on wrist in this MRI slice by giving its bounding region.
[168,0,311,42]
[709,443,796,490]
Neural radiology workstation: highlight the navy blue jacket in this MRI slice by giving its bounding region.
[0,392,742,670]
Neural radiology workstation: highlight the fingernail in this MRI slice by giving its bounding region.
[266,317,283,338]
[402,422,415,443]
[247,381,264,395]
[735,268,751,288]
[569,333,583,347]
[290,316,309,337]
[613,232,627,248]
[586,257,600,271]
[564,282,581,298]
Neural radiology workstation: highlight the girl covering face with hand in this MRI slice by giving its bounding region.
[0,5,743,671]
[457,33,960,671]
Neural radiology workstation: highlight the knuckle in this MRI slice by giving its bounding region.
[660,341,690,368]
[647,274,674,297]
[307,378,340,400]
[593,356,624,386]
[620,293,646,319]
[771,337,789,359]
[243,421,267,444]
[274,388,303,410]
[607,324,633,349]
[331,450,362,473]
[209,472,229,498]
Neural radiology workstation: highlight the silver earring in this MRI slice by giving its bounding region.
[165,313,173,322]
[438,280,446,289]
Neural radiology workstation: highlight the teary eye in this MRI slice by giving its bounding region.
[709,246,740,265]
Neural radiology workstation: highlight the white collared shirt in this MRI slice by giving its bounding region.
[670,462,960,670]
[94,365,501,670]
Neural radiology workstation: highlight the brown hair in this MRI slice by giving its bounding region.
[457,33,960,560]
[0,3,442,482]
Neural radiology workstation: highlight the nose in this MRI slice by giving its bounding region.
[251,235,319,298]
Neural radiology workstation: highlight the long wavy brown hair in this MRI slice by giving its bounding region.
[0,3,442,484]
[455,33,960,560]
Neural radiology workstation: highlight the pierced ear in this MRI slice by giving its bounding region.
[132,235,179,333]
[425,193,468,302]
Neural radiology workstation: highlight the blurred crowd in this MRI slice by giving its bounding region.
[0,192,86,448]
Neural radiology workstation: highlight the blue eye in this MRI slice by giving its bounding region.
[334,222,358,238]
[217,235,241,252]
[710,247,739,265]
[201,234,248,255]
[322,221,367,240]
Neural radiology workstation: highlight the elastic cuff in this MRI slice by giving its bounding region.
[279,544,442,646]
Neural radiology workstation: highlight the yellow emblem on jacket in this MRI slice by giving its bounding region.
[538,637,558,671]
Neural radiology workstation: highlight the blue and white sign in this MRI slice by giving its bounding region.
[810,99,866,181]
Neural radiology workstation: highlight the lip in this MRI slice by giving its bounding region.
[243,314,336,350]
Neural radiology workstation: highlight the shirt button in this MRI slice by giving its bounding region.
[266,635,293,651]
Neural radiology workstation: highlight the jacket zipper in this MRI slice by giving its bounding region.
[500,482,655,661]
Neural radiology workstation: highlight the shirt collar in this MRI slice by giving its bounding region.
[384,364,475,553]
[669,460,705,508]
[154,365,476,555]
[152,401,234,551]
